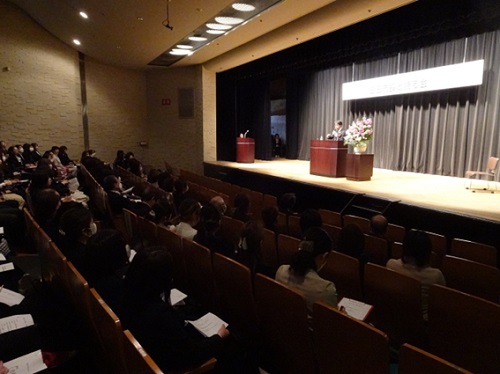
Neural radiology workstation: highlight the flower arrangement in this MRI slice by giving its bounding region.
[343,117,373,147]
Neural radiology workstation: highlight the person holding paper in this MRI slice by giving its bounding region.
[121,249,230,372]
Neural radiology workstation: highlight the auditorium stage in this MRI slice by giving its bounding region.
[205,159,500,223]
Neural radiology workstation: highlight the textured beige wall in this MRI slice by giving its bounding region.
[145,66,205,173]
[85,59,148,164]
[0,0,211,173]
[0,0,83,154]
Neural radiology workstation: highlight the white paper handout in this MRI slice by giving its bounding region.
[0,253,6,261]
[170,288,187,306]
[0,314,34,334]
[338,297,373,321]
[4,350,47,374]
[0,262,15,272]
[0,286,25,306]
[187,313,228,337]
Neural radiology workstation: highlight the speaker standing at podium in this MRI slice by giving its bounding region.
[327,120,345,141]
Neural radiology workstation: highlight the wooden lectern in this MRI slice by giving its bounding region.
[236,137,255,163]
[346,154,374,181]
[310,140,348,177]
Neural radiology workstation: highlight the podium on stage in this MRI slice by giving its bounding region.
[236,137,255,163]
[346,153,374,181]
[310,140,348,177]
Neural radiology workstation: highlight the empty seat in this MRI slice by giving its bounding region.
[385,223,406,243]
[318,209,342,227]
[428,284,500,373]
[399,343,472,374]
[450,238,497,267]
[343,214,371,233]
[363,234,389,266]
[442,255,500,303]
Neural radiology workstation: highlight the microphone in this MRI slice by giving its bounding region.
[244,130,250,138]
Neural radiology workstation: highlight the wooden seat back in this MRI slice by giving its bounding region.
[254,274,315,374]
[343,214,371,233]
[313,301,389,374]
[399,343,472,374]
[450,238,497,267]
[363,234,389,266]
[276,234,300,267]
[428,284,500,373]
[157,226,188,292]
[318,209,342,227]
[122,329,164,374]
[318,250,363,301]
[364,263,426,347]
[261,228,278,271]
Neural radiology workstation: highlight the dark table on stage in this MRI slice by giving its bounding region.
[236,137,255,163]
[346,153,374,181]
[310,140,348,177]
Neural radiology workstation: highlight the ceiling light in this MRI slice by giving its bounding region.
[79,11,88,19]
[73,39,81,45]
[206,23,232,30]
[169,49,191,55]
[207,30,225,35]
[176,45,193,49]
[215,16,244,25]
[189,36,207,41]
[232,3,256,12]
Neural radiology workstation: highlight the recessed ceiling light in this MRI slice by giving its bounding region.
[169,49,192,55]
[215,16,244,25]
[79,11,88,19]
[232,3,256,12]
[137,17,144,21]
[177,45,193,49]
[207,30,225,35]
[206,23,232,30]
[189,36,207,41]
[73,39,81,45]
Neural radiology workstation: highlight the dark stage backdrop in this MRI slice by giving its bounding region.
[216,0,500,180]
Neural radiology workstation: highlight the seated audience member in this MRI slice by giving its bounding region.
[5,146,24,175]
[121,249,230,372]
[128,158,146,180]
[31,143,43,162]
[157,171,175,193]
[209,195,227,216]
[113,150,126,170]
[58,145,72,166]
[370,214,388,238]
[32,188,63,239]
[124,151,135,169]
[299,208,323,237]
[302,226,333,271]
[278,192,297,215]
[147,168,162,187]
[337,223,366,261]
[235,220,274,277]
[194,204,233,257]
[386,230,445,320]
[229,193,252,223]
[56,205,96,273]
[275,240,337,323]
[153,194,176,226]
[261,206,280,233]
[22,143,36,165]
[85,229,129,314]
[169,198,201,240]
[173,179,189,211]
[102,175,151,217]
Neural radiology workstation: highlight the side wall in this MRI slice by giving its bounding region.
[0,0,210,172]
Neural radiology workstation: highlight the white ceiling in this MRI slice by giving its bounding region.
[8,0,416,72]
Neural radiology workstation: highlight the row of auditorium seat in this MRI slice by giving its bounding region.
[125,209,494,374]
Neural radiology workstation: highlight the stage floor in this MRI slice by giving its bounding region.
[206,159,500,223]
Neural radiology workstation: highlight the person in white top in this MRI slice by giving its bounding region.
[170,198,201,240]
[386,230,445,320]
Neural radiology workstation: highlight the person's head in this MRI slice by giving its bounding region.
[23,143,31,154]
[158,172,175,192]
[210,195,227,216]
[29,170,52,190]
[174,179,188,194]
[0,141,6,150]
[15,144,23,154]
[59,145,68,154]
[290,241,317,277]
[142,187,160,207]
[115,150,125,160]
[128,158,144,178]
[233,193,250,214]
[33,188,61,224]
[261,206,279,229]
[275,134,280,139]
[85,229,128,279]
[370,214,388,237]
[125,248,173,302]
[279,193,296,214]
[335,120,343,130]
[403,230,432,268]
[300,209,323,234]
[303,226,333,257]
[239,220,263,254]
[178,198,201,225]
[51,146,60,155]
[147,168,162,184]
[338,223,365,258]
[59,205,95,244]
[125,151,134,160]
[7,145,18,156]
[31,142,38,150]
[81,150,90,161]
[199,203,222,233]
[103,175,121,192]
